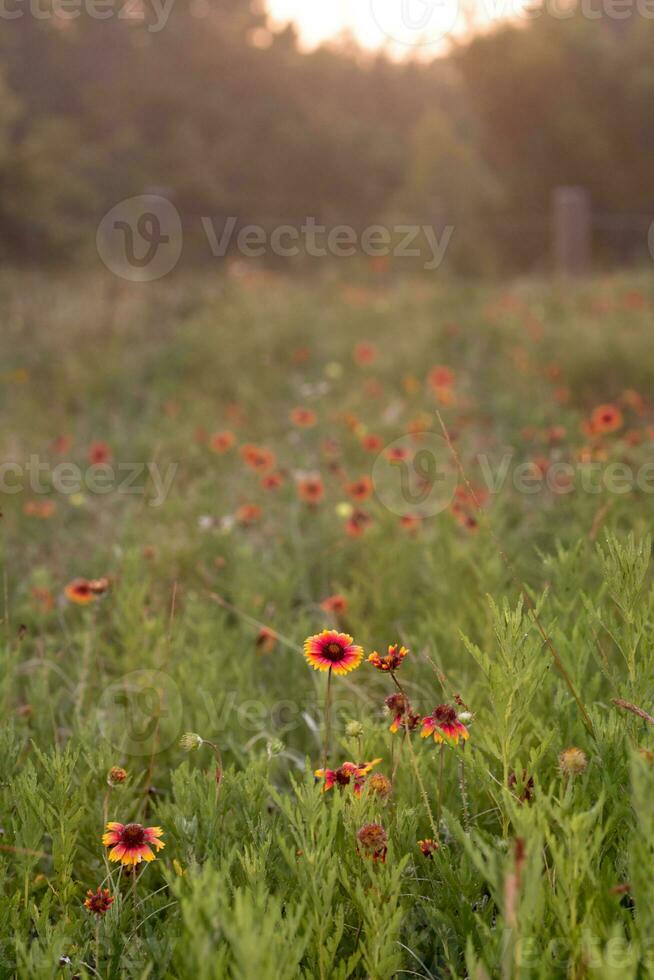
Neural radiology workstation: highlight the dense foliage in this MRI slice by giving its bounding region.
[1,269,654,976]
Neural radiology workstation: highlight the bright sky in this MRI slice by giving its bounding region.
[265,0,517,55]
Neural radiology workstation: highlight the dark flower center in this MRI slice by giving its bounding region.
[433,704,457,724]
[122,823,146,847]
[325,642,345,661]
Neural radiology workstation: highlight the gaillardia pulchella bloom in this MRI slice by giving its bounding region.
[315,759,382,796]
[303,630,363,675]
[84,887,114,915]
[367,644,409,673]
[102,822,165,866]
[385,693,421,734]
[421,704,469,745]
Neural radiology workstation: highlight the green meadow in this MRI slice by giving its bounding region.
[2,269,654,979]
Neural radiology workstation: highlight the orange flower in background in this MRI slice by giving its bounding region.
[255,626,278,654]
[88,441,111,465]
[240,444,275,472]
[368,644,409,673]
[84,887,114,915]
[64,577,109,604]
[621,389,646,415]
[31,587,54,612]
[51,434,73,454]
[235,503,261,526]
[297,476,324,504]
[345,476,373,502]
[421,704,469,745]
[399,514,421,534]
[210,431,236,453]
[260,472,284,491]
[290,407,317,428]
[23,500,56,519]
[315,758,382,796]
[428,365,455,390]
[320,594,348,615]
[345,509,372,538]
[589,404,623,435]
[353,342,377,366]
[102,822,164,866]
[385,445,410,463]
[303,629,363,675]
[361,434,383,453]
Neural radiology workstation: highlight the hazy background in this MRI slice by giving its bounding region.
[2,0,653,274]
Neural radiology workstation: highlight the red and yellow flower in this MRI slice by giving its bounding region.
[368,644,409,673]
[315,758,382,796]
[418,838,440,858]
[421,704,469,745]
[64,577,109,605]
[290,407,317,428]
[384,692,421,733]
[303,630,363,675]
[210,430,236,453]
[102,822,165,866]
[84,887,114,915]
[320,593,348,615]
[589,403,623,435]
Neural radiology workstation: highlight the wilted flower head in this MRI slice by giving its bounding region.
[421,704,469,746]
[368,772,392,800]
[84,887,114,916]
[368,644,409,673]
[384,693,421,734]
[180,732,204,752]
[107,766,128,787]
[345,720,364,739]
[357,822,388,862]
[559,747,588,776]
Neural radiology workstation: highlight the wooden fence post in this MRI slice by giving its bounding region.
[552,186,591,276]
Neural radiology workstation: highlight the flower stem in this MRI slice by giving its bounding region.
[390,671,439,841]
[323,667,333,771]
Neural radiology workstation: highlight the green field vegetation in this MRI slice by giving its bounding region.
[1,269,654,978]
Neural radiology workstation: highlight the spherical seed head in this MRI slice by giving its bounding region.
[345,720,364,738]
[180,732,203,752]
[559,747,588,776]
